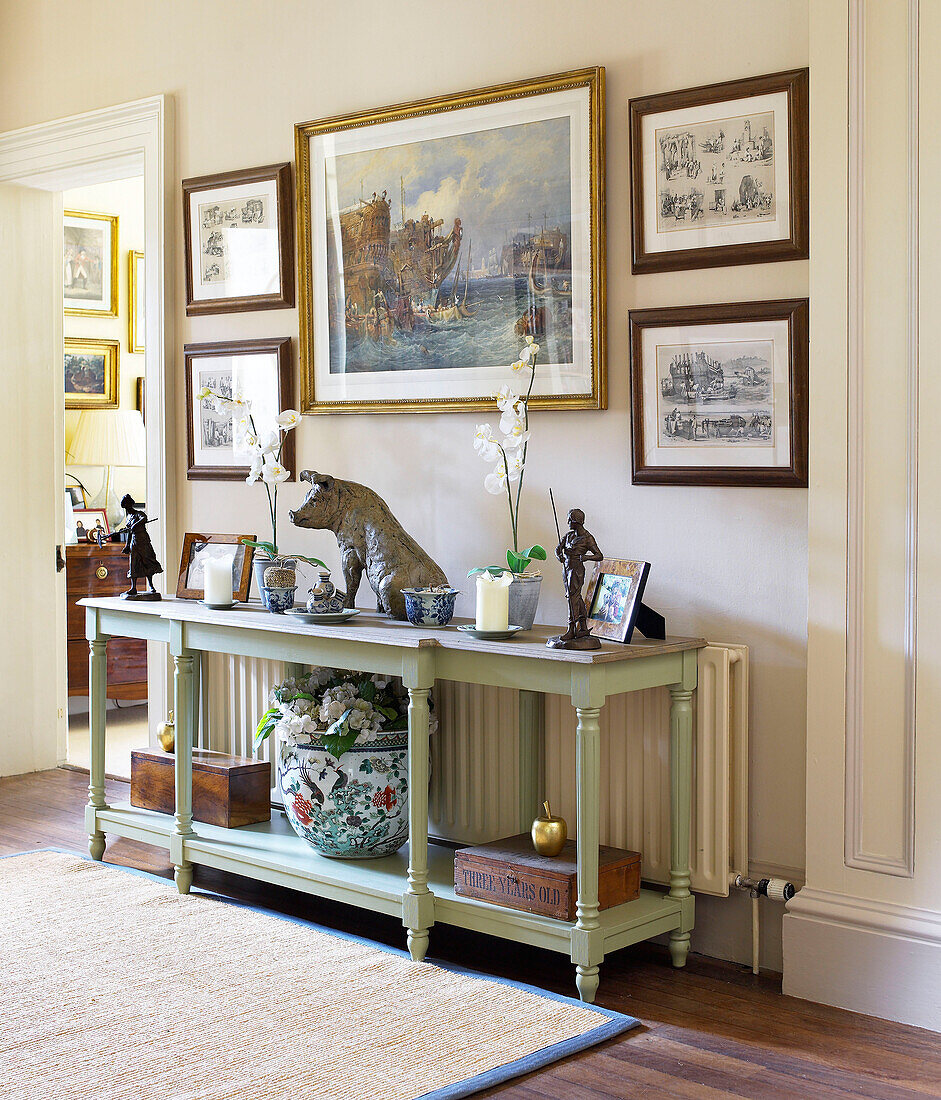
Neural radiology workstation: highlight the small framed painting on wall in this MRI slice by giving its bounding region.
[629,299,808,487]
[128,250,145,353]
[184,336,294,480]
[629,69,808,273]
[182,163,295,316]
[64,210,118,316]
[64,337,119,410]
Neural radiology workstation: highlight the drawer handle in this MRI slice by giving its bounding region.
[96,566,108,580]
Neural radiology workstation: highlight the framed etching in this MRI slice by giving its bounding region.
[630,69,808,273]
[629,299,808,487]
[184,337,294,481]
[585,558,651,644]
[182,163,295,315]
[64,337,119,410]
[128,250,145,353]
[176,533,255,602]
[64,210,118,316]
[295,67,606,414]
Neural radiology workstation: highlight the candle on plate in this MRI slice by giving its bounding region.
[475,571,512,631]
[203,555,234,606]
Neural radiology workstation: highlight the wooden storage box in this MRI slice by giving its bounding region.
[130,749,271,828]
[454,833,641,920]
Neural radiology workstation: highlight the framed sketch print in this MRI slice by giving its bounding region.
[295,67,606,414]
[182,163,295,315]
[630,299,808,487]
[176,533,255,601]
[184,337,294,480]
[630,69,808,273]
[64,337,119,409]
[64,210,118,316]
[128,250,145,353]
[585,558,651,644]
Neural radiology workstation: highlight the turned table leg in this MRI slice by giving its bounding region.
[403,683,434,961]
[171,643,196,894]
[86,634,109,861]
[573,704,604,1003]
[669,684,694,968]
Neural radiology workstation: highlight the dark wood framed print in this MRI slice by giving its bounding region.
[630,69,808,274]
[64,337,119,409]
[183,163,294,315]
[629,299,808,487]
[585,559,651,644]
[176,533,256,601]
[184,337,294,481]
[295,67,606,414]
[64,210,118,316]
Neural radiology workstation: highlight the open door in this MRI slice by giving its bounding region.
[0,182,67,776]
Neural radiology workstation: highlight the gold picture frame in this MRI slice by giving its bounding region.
[295,67,606,414]
[64,209,119,317]
[128,249,144,353]
[65,337,120,410]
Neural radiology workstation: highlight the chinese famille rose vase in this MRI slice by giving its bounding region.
[278,730,409,859]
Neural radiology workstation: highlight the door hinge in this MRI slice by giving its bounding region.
[56,545,66,573]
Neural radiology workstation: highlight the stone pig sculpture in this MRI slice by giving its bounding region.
[289,471,448,620]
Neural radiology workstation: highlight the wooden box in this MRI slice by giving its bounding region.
[454,833,641,920]
[130,749,271,828]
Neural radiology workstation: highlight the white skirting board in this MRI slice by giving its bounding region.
[783,889,941,1031]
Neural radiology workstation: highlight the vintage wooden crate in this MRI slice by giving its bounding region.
[453,833,641,920]
[130,749,271,829]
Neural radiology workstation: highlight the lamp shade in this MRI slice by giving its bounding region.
[69,409,146,467]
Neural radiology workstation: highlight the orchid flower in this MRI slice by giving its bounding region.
[277,409,300,429]
[474,423,500,462]
[261,457,290,485]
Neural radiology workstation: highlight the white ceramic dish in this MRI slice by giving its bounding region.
[456,624,523,641]
[285,608,361,625]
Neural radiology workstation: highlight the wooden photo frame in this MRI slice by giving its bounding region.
[128,249,145,352]
[585,559,651,644]
[629,298,809,487]
[630,69,808,274]
[183,162,294,316]
[184,337,294,481]
[176,533,256,602]
[65,337,120,410]
[64,209,119,316]
[296,67,606,414]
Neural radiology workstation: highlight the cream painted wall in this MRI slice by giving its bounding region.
[64,176,146,505]
[0,1,809,966]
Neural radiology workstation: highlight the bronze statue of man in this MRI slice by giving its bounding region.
[120,494,163,601]
[547,508,603,650]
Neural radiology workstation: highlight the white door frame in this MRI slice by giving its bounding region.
[0,96,173,760]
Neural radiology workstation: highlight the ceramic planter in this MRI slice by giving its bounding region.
[402,586,459,627]
[278,732,409,858]
[508,572,542,630]
[254,556,297,610]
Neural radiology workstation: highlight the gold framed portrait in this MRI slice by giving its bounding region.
[64,337,120,410]
[64,210,119,317]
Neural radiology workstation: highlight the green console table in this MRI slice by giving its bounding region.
[81,596,703,1003]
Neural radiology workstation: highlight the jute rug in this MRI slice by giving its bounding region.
[0,851,637,1100]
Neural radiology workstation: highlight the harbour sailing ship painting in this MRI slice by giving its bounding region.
[296,68,605,412]
[325,117,575,377]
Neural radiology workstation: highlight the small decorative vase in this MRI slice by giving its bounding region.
[278,731,409,858]
[266,586,297,614]
[306,569,345,614]
[402,586,459,627]
[507,572,542,630]
[254,556,297,610]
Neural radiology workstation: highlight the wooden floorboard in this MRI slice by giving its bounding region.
[2,768,939,1099]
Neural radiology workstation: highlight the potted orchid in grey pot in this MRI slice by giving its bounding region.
[471,336,547,629]
[194,386,326,610]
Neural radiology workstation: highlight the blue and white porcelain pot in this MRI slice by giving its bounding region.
[278,731,409,858]
[402,586,459,627]
[306,569,346,614]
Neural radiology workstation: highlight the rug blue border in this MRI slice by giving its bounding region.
[3,847,640,1099]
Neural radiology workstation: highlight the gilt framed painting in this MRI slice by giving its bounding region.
[295,67,606,414]
[630,69,808,273]
[182,163,295,315]
[64,210,118,316]
[629,299,808,487]
[64,337,119,410]
[128,249,145,353]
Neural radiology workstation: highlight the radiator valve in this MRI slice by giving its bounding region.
[731,873,796,902]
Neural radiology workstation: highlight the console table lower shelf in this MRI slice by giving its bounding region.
[89,801,693,957]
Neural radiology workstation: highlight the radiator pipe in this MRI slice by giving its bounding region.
[729,873,798,975]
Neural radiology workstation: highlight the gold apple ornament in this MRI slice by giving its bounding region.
[156,711,175,753]
[531,800,567,857]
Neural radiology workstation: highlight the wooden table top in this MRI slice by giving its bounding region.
[81,595,706,665]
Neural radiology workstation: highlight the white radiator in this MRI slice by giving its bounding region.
[198,644,748,899]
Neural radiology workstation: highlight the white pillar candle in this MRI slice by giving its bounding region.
[203,555,235,606]
[475,572,512,631]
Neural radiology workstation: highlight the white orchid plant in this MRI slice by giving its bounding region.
[195,387,324,569]
[471,336,547,576]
